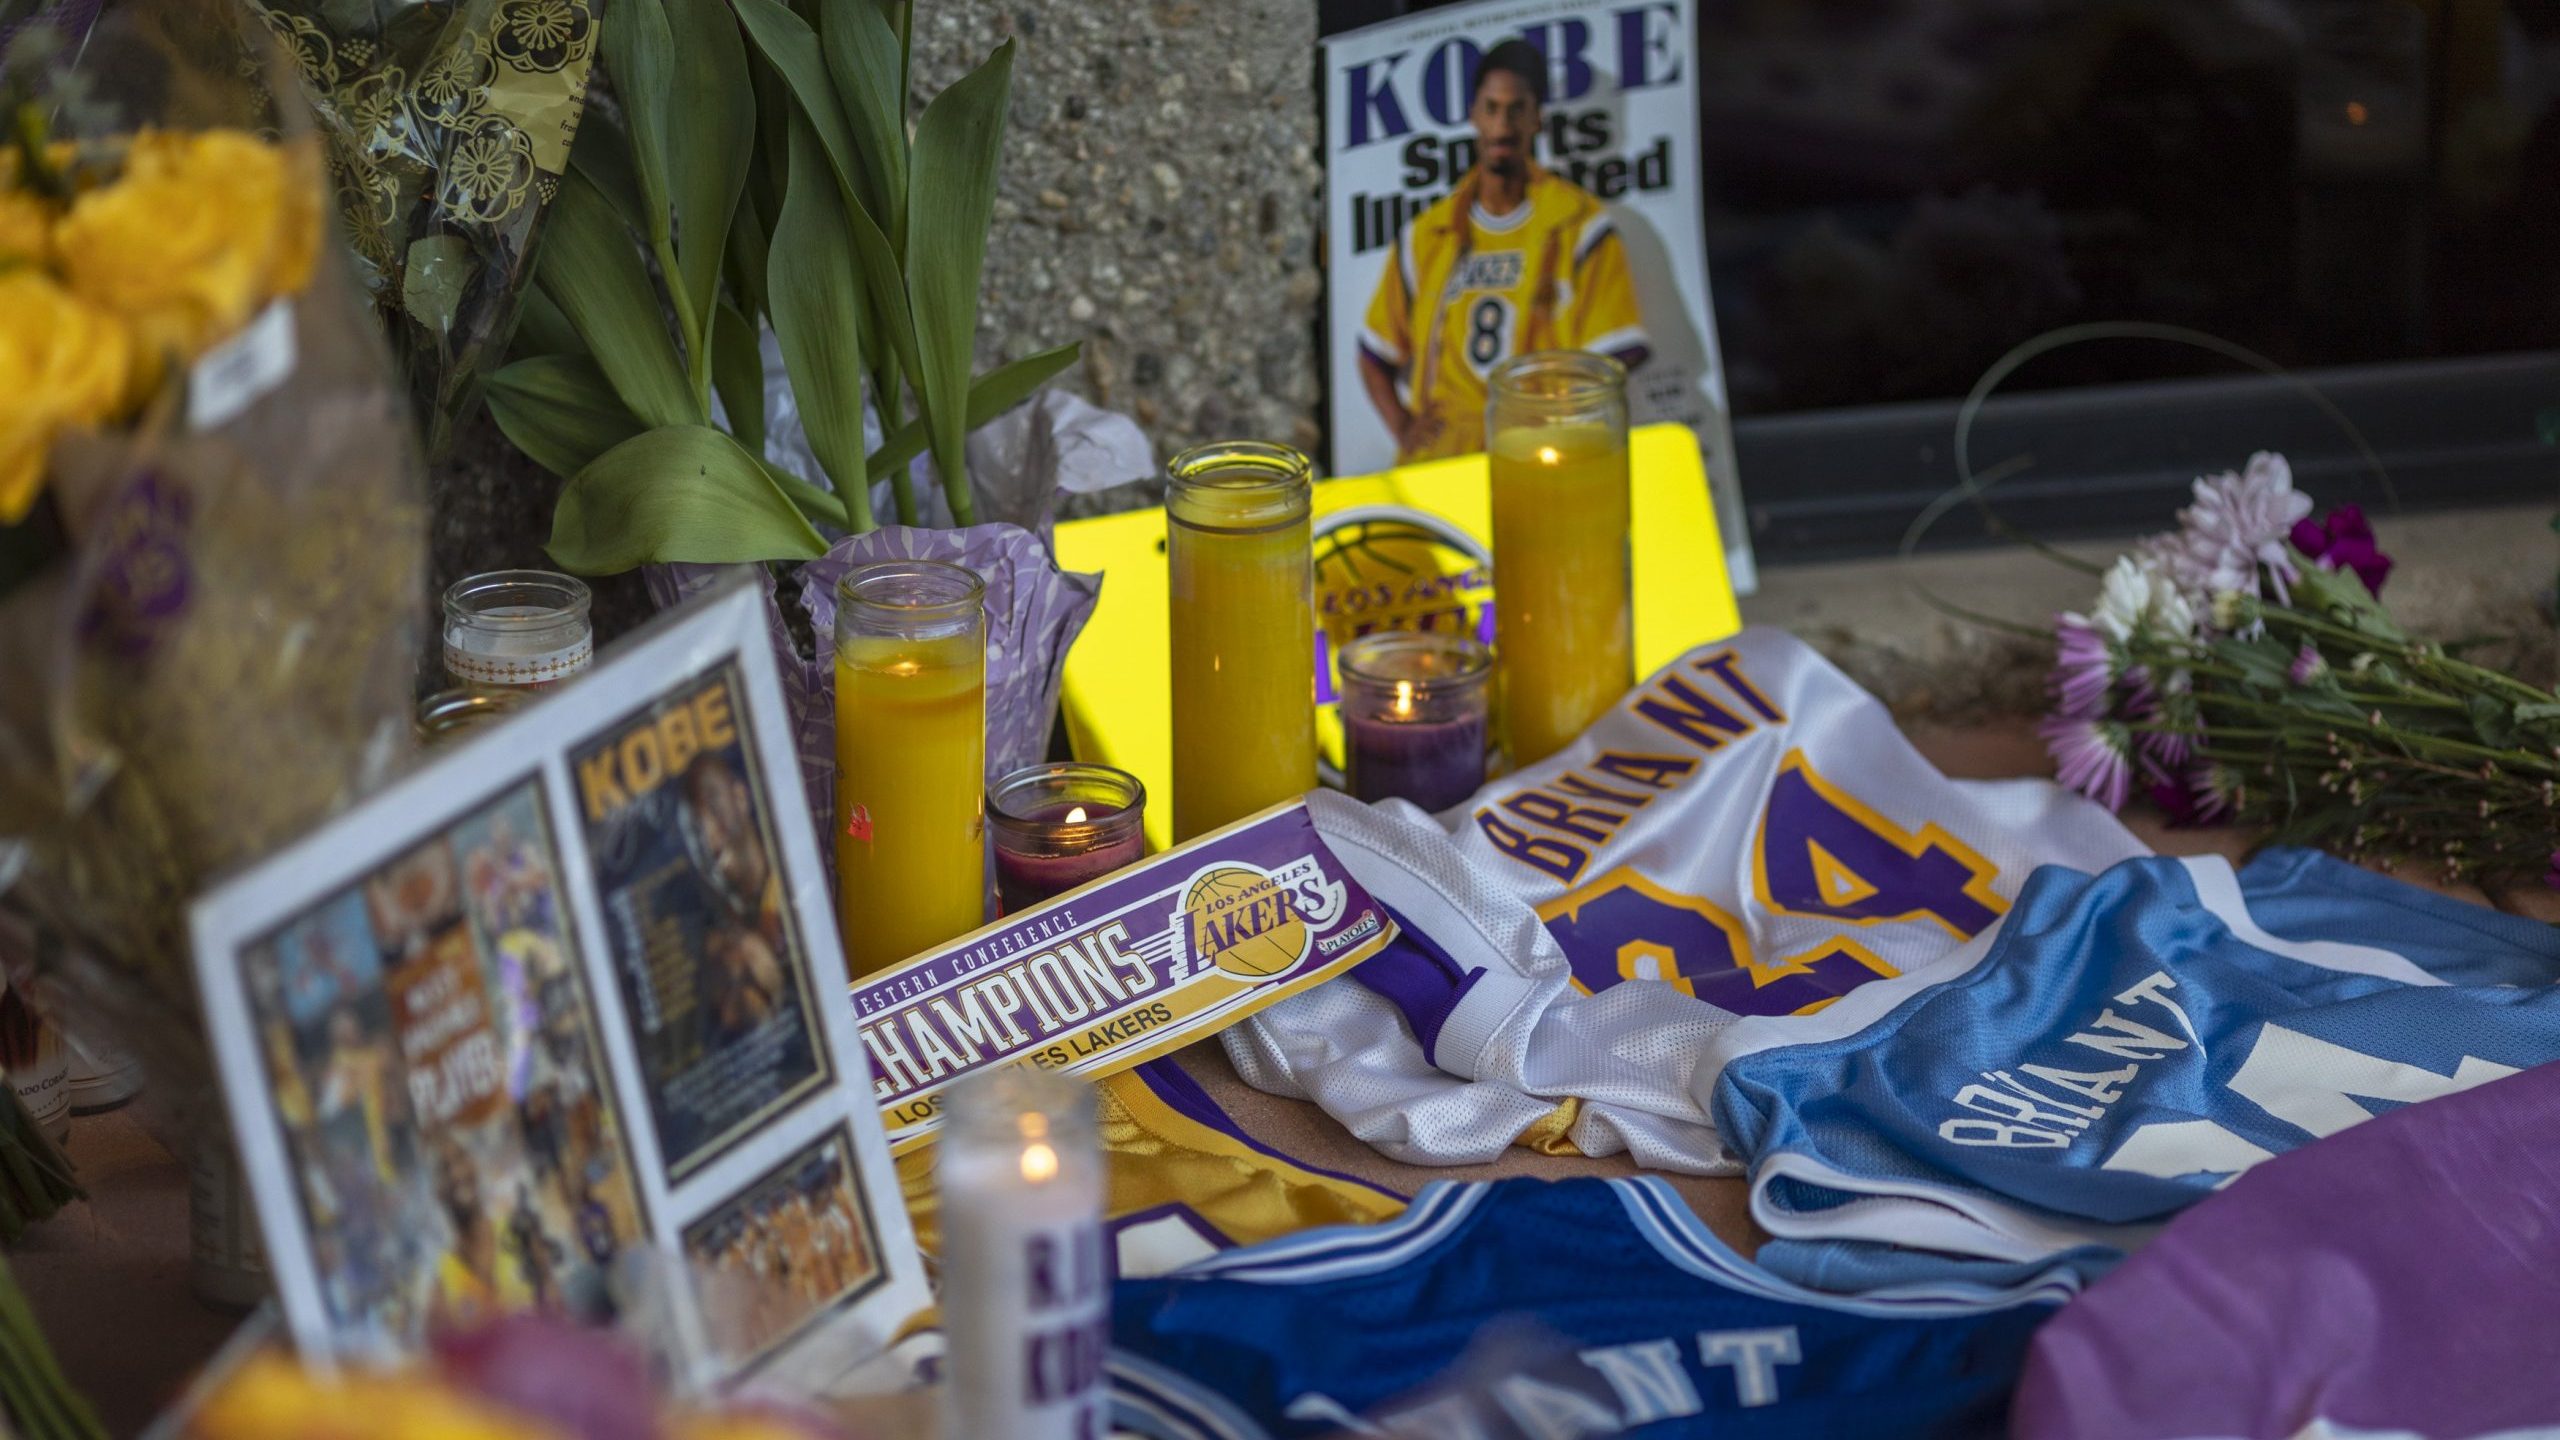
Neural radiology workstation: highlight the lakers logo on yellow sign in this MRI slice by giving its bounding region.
[1183,865,1310,979]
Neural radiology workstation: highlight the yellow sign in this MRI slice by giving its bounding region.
[1058,424,1743,851]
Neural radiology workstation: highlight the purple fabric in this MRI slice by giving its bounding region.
[2011,1060,2560,1439]
[1348,906,1486,1068]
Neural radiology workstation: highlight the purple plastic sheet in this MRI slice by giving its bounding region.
[646,524,1100,857]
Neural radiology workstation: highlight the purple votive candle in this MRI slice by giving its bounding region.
[988,763,1149,913]
[1338,631,1494,813]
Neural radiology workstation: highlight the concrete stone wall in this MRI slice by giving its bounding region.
[910,0,1327,494]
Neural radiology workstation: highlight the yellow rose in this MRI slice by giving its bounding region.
[0,187,55,266]
[55,129,320,367]
[127,128,324,294]
[189,1356,564,1440]
[0,271,135,523]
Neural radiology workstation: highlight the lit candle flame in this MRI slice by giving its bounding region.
[1536,445,1561,465]
[1393,679,1415,717]
[1065,805,1089,823]
[1020,1141,1059,1183]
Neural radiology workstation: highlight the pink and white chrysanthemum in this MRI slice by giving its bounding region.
[2148,452,2311,609]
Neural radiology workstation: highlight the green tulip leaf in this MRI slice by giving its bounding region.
[509,282,586,361]
[820,0,908,242]
[711,299,767,456]
[548,425,827,574]
[537,172,699,429]
[732,0,865,205]
[726,192,774,330]
[666,0,755,360]
[750,46,794,218]
[602,0,677,249]
[567,103,646,235]
[768,117,874,532]
[866,341,1081,479]
[904,37,1016,526]
[489,354,644,478]
[758,456,853,528]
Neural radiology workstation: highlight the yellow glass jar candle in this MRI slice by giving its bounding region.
[834,560,988,976]
[1486,351,1633,768]
[1166,441,1317,841]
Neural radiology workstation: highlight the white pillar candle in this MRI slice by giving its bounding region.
[938,1067,1108,1440]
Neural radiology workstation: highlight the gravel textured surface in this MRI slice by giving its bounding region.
[910,0,1328,510]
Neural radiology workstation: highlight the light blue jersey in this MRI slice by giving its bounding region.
[1110,1176,2078,1439]
[1710,848,2560,1288]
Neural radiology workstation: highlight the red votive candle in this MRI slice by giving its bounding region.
[1338,631,1494,813]
[988,763,1149,912]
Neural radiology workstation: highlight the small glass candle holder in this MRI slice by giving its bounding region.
[1337,632,1493,812]
[938,1067,1106,1440]
[415,689,514,748]
[989,763,1148,913]
[834,559,989,976]
[442,570,594,695]
[1486,351,1633,768]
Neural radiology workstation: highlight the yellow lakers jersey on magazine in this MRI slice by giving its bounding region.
[1362,166,1646,463]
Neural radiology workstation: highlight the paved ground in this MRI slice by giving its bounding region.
[1741,501,2560,720]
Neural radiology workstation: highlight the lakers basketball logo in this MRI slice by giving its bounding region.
[1183,865,1311,980]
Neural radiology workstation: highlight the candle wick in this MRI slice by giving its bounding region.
[1065,805,1088,824]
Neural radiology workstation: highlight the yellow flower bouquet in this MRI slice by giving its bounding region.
[0,126,321,523]
[0,2,425,1179]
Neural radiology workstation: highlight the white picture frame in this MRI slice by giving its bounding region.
[189,579,928,1393]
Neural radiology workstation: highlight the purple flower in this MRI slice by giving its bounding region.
[2048,614,2115,719]
[2151,763,2236,828]
[2113,668,2194,781]
[2136,727,2193,782]
[2289,503,2394,597]
[2041,713,2134,813]
[2288,642,2328,686]
[2546,849,2560,892]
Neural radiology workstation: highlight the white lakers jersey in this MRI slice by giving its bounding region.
[1226,628,2147,1174]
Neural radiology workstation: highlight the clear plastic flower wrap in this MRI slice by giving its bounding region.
[0,0,427,1106]
[239,0,600,452]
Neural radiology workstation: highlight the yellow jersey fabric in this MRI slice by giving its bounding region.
[895,1060,1406,1276]
[1362,164,1647,463]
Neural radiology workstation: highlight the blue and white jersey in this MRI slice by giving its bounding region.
[1710,848,2560,1289]
[1109,1176,2078,1440]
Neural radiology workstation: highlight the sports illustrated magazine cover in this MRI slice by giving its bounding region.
[1322,0,1755,588]
[573,663,832,1184]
